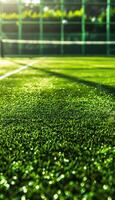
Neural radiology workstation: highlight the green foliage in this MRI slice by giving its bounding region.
[98,8,115,23]
[0,8,83,20]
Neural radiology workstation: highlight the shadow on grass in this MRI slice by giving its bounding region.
[11,60,115,75]
[32,67,115,97]
[11,60,115,71]
[42,67,115,71]
[9,60,115,97]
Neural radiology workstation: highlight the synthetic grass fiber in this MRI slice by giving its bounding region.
[0,57,115,200]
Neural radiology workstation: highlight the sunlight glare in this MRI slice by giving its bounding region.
[24,0,40,4]
[0,0,40,3]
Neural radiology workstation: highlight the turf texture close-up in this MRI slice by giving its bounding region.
[0,57,115,200]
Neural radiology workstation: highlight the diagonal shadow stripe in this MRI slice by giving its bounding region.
[32,67,115,97]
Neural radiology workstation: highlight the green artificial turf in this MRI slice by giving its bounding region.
[0,57,115,200]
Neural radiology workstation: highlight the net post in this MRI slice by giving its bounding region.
[39,0,44,55]
[106,0,111,55]
[0,40,4,58]
[60,0,64,55]
[0,1,3,57]
[18,0,23,55]
[82,0,86,55]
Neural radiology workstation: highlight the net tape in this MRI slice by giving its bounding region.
[2,39,115,45]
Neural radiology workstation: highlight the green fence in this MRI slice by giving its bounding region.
[0,0,115,55]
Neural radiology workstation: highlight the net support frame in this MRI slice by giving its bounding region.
[18,0,23,55]
[0,40,4,58]
[106,0,111,55]
[0,0,114,56]
[0,1,3,40]
[82,0,86,55]
[39,0,44,54]
[60,0,64,55]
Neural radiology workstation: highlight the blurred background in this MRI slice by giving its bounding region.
[0,0,115,55]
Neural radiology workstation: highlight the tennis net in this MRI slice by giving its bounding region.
[1,39,115,57]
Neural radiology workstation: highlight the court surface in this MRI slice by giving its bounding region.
[0,57,115,199]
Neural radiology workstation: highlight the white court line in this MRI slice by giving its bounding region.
[0,61,37,80]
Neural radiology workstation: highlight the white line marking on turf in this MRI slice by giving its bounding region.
[0,61,37,80]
